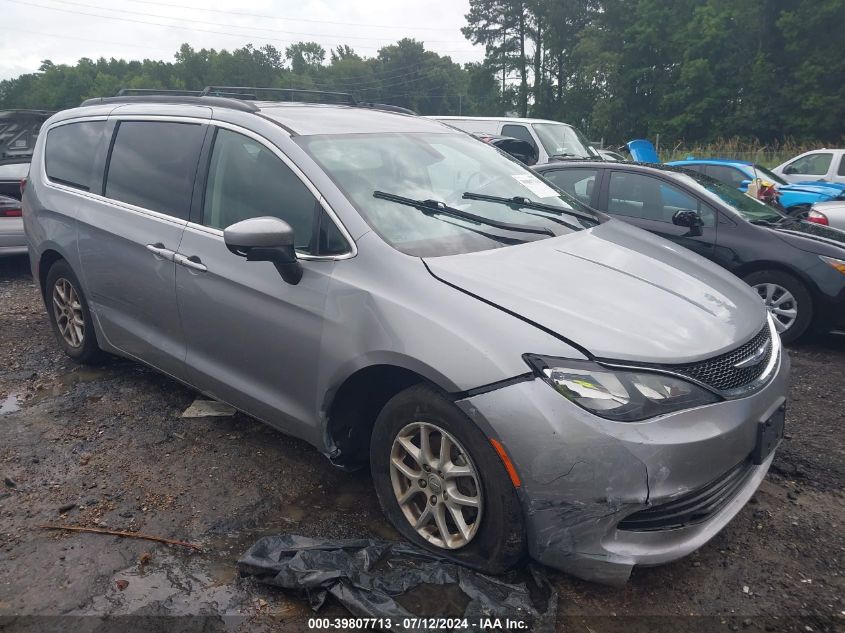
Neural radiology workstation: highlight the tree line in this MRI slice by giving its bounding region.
[465,0,844,144]
[1,0,843,145]
[0,40,499,124]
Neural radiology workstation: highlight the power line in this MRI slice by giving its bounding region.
[3,0,480,56]
[124,0,462,32]
[5,25,180,54]
[34,0,471,45]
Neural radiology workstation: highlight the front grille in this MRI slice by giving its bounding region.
[664,325,772,392]
[618,459,754,532]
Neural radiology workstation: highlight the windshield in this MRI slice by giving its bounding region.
[681,171,786,223]
[747,164,787,186]
[532,123,599,159]
[296,132,600,256]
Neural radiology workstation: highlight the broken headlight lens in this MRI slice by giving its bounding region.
[524,355,720,422]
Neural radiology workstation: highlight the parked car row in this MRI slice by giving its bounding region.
[0,109,53,256]
[533,160,845,343]
[23,87,789,586]
[665,158,845,215]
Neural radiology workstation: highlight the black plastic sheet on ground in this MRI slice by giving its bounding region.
[237,535,557,633]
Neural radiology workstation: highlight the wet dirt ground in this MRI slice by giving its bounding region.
[0,255,842,633]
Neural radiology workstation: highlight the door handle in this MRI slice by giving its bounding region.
[175,253,208,272]
[146,243,175,261]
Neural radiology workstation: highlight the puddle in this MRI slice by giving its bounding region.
[0,393,20,414]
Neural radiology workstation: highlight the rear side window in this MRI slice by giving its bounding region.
[45,121,105,191]
[838,155,845,176]
[542,168,598,204]
[105,121,205,220]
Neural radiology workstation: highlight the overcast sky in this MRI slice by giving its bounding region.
[0,0,485,80]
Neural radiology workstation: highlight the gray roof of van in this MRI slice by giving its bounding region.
[258,103,449,136]
[73,95,452,136]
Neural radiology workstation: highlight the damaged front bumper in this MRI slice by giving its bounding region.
[455,350,790,585]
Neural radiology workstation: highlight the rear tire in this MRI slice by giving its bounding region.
[743,270,813,344]
[45,260,103,364]
[370,384,526,574]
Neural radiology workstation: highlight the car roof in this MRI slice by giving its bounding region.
[668,158,754,166]
[257,103,449,136]
[534,159,709,178]
[69,96,454,137]
[429,116,573,126]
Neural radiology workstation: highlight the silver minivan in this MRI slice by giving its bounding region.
[24,90,789,585]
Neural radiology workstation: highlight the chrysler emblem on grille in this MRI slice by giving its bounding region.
[733,340,771,369]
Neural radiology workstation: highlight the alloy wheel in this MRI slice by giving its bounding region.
[52,278,85,348]
[753,282,797,334]
[389,421,482,549]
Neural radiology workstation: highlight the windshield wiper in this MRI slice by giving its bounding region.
[373,191,555,237]
[462,192,599,226]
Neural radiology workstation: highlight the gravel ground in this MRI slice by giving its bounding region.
[0,255,842,633]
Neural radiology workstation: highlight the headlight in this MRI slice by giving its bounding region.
[820,255,845,275]
[524,355,719,422]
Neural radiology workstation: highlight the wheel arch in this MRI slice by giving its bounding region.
[323,363,445,469]
[736,260,821,332]
[37,248,68,300]
[734,259,818,295]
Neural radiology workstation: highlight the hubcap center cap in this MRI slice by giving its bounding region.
[427,475,443,494]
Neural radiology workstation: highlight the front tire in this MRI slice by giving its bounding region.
[45,260,103,364]
[370,384,526,573]
[744,270,813,344]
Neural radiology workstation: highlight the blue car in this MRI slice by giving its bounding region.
[666,158,845,213]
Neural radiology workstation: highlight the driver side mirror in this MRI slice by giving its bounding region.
[672,209,704,237]
[783,165,798,175]
[224,216,303,285]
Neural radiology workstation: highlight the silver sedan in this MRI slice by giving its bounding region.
[808,200,845,231]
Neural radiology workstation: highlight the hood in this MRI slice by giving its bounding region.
[795,180,845,192]
[770,219,845,256]
[424,220,766,364]
[779,181,845,199]
[626,139,660,163]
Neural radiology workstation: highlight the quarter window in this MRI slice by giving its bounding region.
[202,128,318,253]
[542,169,598,205]
[838,155,845,177]
[608,171,714,227]
[787,153,832,176]
[105,121,205,220]
[45,121,105,191]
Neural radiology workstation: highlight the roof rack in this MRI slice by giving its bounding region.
[117,88,202,97]
[79,94,260,113]
[357,102,416,116]
[200,86,356,105]
[79,87,417,116]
